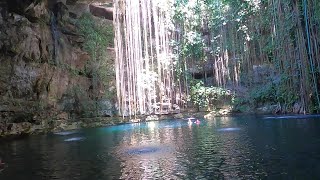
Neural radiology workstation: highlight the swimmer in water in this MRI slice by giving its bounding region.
[0,158,5,169]
[195,119,200,124]
[188,119,192,125]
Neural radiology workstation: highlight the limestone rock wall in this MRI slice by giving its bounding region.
[0,0,116,137]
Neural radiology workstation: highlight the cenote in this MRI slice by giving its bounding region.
[2,0,320,179]
[1,115,320,179]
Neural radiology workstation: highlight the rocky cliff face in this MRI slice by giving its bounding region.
[0,0,116,137]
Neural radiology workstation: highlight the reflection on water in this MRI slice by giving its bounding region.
[1,115,320,179]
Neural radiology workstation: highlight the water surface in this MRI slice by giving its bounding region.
[1,115,320,179]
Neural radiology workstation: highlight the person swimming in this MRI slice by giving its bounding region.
[195,119,200,124]
[188,119,193,125]
[0,158,5,170]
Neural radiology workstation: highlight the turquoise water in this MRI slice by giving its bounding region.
[1,115,320,179]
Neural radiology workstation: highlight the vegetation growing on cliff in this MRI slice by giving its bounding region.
[189,80,233,111]
[77,13,114,96]
[72,13,115,116]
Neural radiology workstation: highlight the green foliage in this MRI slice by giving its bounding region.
[77,13,114,59]
[189,80,232,110]
[249,78,298,108]
[71,85,96,117]
[182,31,204,59]
[231,97,252,113]
[314,1,320,23]
[251,83,276,104]
[76,13,115,99]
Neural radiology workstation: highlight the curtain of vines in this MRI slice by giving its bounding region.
[171,0,320,113]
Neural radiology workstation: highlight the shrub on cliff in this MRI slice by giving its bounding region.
[76,13,114,96]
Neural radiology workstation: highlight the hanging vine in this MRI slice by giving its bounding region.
[113,0,320,115]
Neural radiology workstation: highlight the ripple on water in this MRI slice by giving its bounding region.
[54,130,79,136]
[119,145,173,157]
[126,147,160,155]
[263,114,320,120]
[217,127,241,132]
[64,137,85,142]
[116,144,178,179]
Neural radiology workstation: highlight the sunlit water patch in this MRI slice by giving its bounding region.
[103,120,191,133]
[104,123,141,132]
[116,144,178,179]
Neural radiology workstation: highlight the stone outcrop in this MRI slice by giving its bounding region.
[89,4,113,20]
[0,0,116,137]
